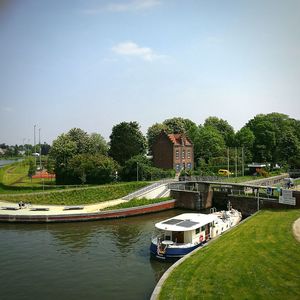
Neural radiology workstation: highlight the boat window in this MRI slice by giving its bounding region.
[165,235,171,240]
[195,228,200,234]
[201,225,205,231]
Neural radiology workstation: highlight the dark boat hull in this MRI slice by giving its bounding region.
[150,242,200,260]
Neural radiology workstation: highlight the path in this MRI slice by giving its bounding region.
[0,198,128,216]
[293,218,300,242]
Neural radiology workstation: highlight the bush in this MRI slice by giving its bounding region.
[56,154,119,185]
[121,155,175,181]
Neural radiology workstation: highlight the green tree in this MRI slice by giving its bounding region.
[147,123,168,154]
[89,133,109,155]
[235,127,255,162]
[50,128,110,184]
[68,154,119,184]
[121,155,175,181]
[193,126,226,163]
[245,113,295,164]
[28,159,36,180]
[109,121,147,166]
[276,129,300,165]
[204,116,235,147]
[50,133,77,167]
[67,128,91,154]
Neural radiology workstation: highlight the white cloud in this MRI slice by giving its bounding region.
[112,41,163,61]
[83,0,161,14]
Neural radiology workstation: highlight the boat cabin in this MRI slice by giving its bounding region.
[155,213,218,244]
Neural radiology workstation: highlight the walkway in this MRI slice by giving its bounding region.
[293,217,300,242]
[0,198,127,216]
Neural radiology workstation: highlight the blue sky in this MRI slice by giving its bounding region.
[0,0,299,145]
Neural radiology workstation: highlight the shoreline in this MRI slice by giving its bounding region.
[0,199,176,223]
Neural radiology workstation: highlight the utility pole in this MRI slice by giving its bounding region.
[235,147,237,178]
[39,128,42,170]
[227,148,230,178]
[34,124,36,167]
[242,147,245,177]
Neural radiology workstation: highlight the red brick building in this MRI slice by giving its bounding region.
[152,131,194,173]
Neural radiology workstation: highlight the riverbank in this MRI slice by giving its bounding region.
[155,209,300,299]
[0,199,176,223]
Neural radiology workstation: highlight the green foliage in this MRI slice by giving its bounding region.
[245,113,300,168]
[121,155,175,181]
[204,116,235,147]
[103,197,172,210]
[109,121,147,165]
[27,159,36,179]
[67,153,119,184]
[50,128,110,184]
[234,127,255,162]
[193,126,226,163]
[0,182,149,205]
[160,209,300,300]
[89,132,109,155]
[146,123,168,153]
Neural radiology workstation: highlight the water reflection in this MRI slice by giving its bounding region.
[0,209,190,300]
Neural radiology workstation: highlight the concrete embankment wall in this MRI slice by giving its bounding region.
[213,190,300,216]
[0,200,176,223]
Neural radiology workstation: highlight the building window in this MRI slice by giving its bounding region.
[176,149,179,159]
[187,163,191,169]
[195,228,200,234]
[182,150,185,159]
[176,164,180,171]
[187,150,191,159]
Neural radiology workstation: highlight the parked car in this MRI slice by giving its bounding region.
[218,169,232,176]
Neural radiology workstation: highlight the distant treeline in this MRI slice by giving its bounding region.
[2,113,299,184]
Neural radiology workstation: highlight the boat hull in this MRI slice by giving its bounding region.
[150,242,200,260]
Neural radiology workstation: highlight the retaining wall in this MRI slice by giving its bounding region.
[0,200,176,223]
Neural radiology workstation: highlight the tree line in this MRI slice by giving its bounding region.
[2,112,299,184]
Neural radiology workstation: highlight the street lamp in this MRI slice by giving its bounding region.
[33,124,36,167]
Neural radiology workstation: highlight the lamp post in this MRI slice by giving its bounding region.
[137,162,139,181]
[39,128,42,170]
[34,124,36,167]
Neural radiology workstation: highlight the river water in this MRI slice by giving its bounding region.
[0,209,189,300]
[0,159,22,168]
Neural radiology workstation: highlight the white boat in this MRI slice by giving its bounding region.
[150,204,242,260]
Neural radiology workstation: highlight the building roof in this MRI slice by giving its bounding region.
[167,133,193,146]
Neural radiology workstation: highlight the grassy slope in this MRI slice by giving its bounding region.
[0,182,149,205]
[103,197,172,210]
[0,162,60,193]
[160,209,300,300]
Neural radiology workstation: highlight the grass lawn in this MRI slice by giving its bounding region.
[0,182,149,205]
[0,162,60,193]
[103,197,172,210]
[159,209,300,300]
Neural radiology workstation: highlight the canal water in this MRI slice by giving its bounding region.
[0,209,189,300]
[0,159,22,168]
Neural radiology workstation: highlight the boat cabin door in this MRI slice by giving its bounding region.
[172,231,184,243]
[205,224,210,240]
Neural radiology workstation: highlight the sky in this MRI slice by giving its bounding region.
[0,0,300,145]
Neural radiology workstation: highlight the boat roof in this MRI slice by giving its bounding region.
[155,213,218,232]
